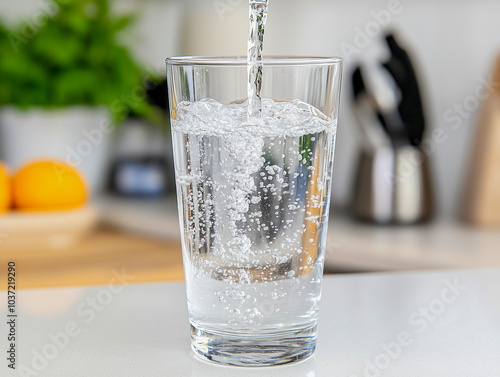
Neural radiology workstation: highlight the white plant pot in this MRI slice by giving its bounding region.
[0,106,113,194]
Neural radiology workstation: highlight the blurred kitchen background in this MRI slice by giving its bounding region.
[1,0,499,289]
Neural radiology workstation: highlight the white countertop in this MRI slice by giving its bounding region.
[4,269,500,376]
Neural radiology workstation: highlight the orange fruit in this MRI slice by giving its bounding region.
[0,162,11,213]
[12,160,87,211]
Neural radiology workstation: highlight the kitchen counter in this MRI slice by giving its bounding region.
[3,269,500,376]
[0,229,184,290]
[325,217,500,272]
[99,197,500,273]
[2,216,500,290]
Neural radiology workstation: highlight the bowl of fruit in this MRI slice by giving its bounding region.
[0,160,98,251]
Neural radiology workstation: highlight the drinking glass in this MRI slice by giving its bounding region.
[167,56,342,366]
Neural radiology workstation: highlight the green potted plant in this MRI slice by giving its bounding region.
[0,0,156,192]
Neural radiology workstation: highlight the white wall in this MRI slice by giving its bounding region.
[2,0,500,218]
[171,0,500,219]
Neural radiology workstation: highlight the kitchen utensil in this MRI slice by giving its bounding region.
[350,33,434,224]
[382,34,426,146]
[462,55,500,226]
[352,146,433,224]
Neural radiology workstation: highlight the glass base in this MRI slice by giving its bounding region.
[190,323,317,367]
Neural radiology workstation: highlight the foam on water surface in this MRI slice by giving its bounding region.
[172,98,336,138]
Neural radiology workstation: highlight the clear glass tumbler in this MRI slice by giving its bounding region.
[167,56,342,366]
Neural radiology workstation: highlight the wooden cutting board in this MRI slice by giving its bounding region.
[462,55,500,226]
[0,206,98,251]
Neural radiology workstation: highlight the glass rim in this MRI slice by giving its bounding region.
[166,56,343,67]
